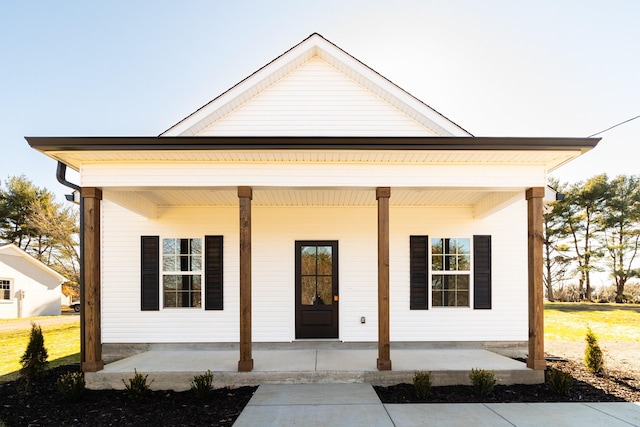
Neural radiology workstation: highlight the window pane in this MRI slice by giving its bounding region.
[163,256,177,271]
[179,255,192,271]
[192,292,202,308]
[432,255,443,271]
[457,291,469,307]
[3,290,9,300]
[164,292,176,308]
[192,276,202,291]
[163,238,177,255]
[191,256,202,271]
[458,255,470,271]
[431,239,443,255]
[317,246,332,275]
[301,247,317,275]
[456,238,470,255]
[163,275,179,290]
[444,255,456,271]
[315,276,332,306]
[301,276,316,305]
[443,275,456,291]
[444,290,457,306]
[432,275,443,291]
[190,239,202,255]
[457,275,470,291]
[432,289,442,306]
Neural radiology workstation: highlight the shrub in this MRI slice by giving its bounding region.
[584,327,604,373]
[20,323,49,382]
[122,369,153,400]
[191,370,214,399]
[547,369,573,396]
[413,371,432,400]
[57,371,86,401]
[469,368,496,397]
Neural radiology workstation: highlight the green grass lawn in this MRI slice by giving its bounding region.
[545,302,640,342]
[0,321,80,382]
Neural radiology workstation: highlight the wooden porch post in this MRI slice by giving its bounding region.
[238,186,254,372]
[81,187,104,372]
[526,187,546,370]
[376,187,392,371]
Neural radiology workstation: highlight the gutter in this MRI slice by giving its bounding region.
[56,160,85,364]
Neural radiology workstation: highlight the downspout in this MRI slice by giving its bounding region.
[56,161,84,366]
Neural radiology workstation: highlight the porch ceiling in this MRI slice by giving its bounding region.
[46,149,581,172]
[103,186,524,219]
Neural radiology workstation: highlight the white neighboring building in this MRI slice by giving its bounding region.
[26,33,599,373]
[0,244,67,318]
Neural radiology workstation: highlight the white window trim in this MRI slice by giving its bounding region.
[429,237,473,309]
[0,278,13,303]
[160,237,204,310]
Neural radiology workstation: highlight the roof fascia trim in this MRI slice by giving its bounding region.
[26,136,601,152]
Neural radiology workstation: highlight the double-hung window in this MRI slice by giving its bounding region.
[0,279,11,301]
[162,238,202,308]
[431,238,470,307]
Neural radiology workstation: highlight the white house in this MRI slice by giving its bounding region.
[26,34,599,373]
[0,244,67,318]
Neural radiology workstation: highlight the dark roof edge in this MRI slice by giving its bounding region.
[26,136,600,152]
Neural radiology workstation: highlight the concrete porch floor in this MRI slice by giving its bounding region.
[85,348,543,391]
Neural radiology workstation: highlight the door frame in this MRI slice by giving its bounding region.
[294,240,339,339]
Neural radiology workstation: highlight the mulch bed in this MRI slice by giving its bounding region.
[2,359,639,426]
[0,365,256,427]
[375,359,640,403]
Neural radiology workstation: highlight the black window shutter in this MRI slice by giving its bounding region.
[205,235,224,310]
[141,236,159,311]
[410,235,429,310]
[473,235,492,309]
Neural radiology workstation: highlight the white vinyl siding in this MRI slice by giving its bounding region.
[100,198,527,344]
[196,57,435,137]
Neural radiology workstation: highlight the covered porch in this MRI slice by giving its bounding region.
[23,135,600,380]
[85,343,543,391]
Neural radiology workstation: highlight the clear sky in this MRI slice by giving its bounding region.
[1,1,639,200]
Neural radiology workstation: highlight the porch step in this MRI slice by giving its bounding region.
[85,349,544,391]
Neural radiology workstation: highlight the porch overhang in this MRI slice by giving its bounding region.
[26,136,599,174]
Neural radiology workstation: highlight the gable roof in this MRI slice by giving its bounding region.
[160,33,472,137]
[0,244,67,283]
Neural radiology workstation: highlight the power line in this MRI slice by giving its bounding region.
[587,114,640,138]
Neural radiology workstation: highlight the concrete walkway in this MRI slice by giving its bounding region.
[233,383,640,427]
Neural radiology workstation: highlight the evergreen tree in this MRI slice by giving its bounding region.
[20,323,49,381]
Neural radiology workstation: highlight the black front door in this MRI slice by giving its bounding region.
[295,241,338,339]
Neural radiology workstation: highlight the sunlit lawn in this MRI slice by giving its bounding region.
[545,302,640,342]
[0,320,80,382]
